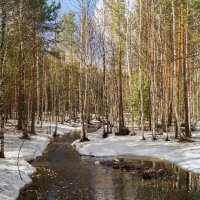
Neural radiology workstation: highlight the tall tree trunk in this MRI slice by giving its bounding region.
[118,40,125,134]
[172,0,180,139]
[126,0,134,133]
[149,0,156,140]
[18,0,28,138]
[182,1,190,137]
[17,0,23,130]
[138,0,145,140]
[31,26,37,135]
[79,0,89,142]
[36,54,40,124]
[0,0,6,158]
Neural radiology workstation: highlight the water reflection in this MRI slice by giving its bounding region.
[19,131,200,200]
[96,159,200,200]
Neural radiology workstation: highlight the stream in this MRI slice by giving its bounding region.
[18,130,200,200]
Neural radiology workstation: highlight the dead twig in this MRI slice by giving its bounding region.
[17,140,25,180]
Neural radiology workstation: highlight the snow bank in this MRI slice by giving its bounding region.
[0,121,81,200]
[73,128,200,174]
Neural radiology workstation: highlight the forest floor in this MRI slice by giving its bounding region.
[73,121,200,174]
[2,120,200,200]
[0,120,81,200]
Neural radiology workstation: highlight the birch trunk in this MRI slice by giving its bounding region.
[126,0,134,133]
[79,0,89,141]
[138,0,145,140]
[149,0,156,140]
[172,0,180,138]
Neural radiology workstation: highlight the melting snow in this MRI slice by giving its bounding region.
[0,121,81,200]
[73,128,200,174]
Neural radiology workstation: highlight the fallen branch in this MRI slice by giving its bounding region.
[17,140,25,180]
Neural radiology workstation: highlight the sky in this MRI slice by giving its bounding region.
[54,0,98,16]
[51,0,136,16]
[53,0,89,14]
[47,0,79,15]
[54,0,76,15]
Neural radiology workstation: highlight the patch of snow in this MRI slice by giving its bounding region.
[0,120,81,200]
[73,128,200,174]
[95,161,100,165]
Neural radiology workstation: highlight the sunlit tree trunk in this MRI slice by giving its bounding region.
[149,0,156,140]
[126,0,134,133]
[79,0,89,141]
[138,0,145,140]
[118,39,125,134]
[172,0,180,139]
[182,1,191,137]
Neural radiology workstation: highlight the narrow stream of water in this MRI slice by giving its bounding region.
[18,131,200,200]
